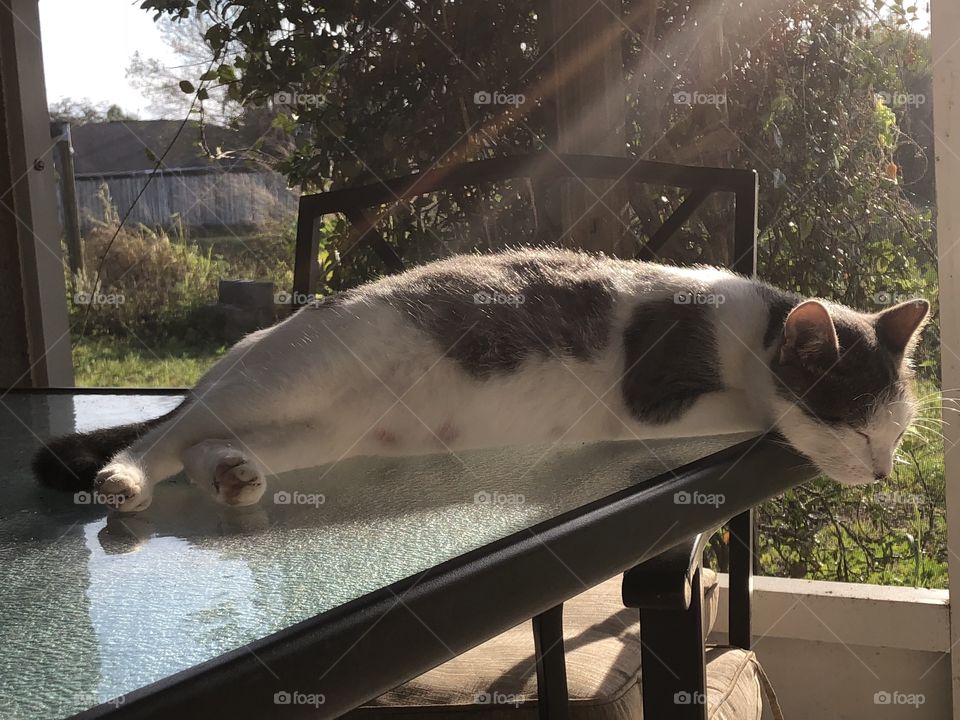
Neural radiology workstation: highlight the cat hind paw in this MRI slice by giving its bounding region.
[93,463,152,513]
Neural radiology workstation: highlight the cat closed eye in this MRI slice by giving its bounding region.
[820,416,846,425]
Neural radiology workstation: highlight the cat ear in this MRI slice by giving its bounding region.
[876,299,929,357]
[780,300,839,369]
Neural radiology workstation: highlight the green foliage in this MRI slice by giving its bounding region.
[143,0,541,188]
[619,2,937,322]
[138,0,550,282]
[138,1,937,300]
[71,189,229,340]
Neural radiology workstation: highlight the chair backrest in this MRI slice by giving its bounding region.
[292,152,758,303]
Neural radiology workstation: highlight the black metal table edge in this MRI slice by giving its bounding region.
[73,433,816,720]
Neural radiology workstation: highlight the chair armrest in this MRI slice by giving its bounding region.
[621,531,713,610]
[621,508,754,646]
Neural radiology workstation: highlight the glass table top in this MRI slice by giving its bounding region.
[0,392,755,719]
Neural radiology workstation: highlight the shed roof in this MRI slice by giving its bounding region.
[70,120,252,177]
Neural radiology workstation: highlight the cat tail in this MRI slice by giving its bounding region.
[32,404,183,492]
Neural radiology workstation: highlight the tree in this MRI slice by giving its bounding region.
[49,97,139,125]
[126,13,243,123]
[138,0,934,293]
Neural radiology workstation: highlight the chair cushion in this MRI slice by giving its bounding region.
[350,569,763,719]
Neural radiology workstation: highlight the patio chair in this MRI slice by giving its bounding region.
[292,154,781,719]
[346,550,781,719]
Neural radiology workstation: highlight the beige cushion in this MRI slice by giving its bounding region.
[350,569,764,719]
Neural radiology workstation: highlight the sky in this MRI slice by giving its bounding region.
[37,0,932,121]
[39,0,175,118]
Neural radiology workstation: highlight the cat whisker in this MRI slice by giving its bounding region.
[907,420,942,432]
[915,386,960,397]
[916,396,960,408]
[912,416,946,425]
[913,403,950,414]
[914,397,958,407]
[906,427,946,442]
[913,389,954,399]
[910,421,946,434]
[911,424,951,436]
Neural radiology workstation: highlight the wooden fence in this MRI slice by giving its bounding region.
[75,169,298,232]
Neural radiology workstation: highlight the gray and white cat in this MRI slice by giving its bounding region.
[34,248,929,512]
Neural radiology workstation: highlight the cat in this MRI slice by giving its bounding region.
[33,248,929,512]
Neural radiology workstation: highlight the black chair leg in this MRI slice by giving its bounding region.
[639,567,708,720]
[532,604,569,720]
[728,509,754,650]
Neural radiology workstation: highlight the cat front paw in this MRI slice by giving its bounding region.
[94,463,152,512]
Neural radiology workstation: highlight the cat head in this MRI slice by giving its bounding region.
[770,298,929,485]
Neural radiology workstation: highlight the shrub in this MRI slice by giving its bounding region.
[70,187,230,338]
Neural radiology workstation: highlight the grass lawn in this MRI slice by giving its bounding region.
[72,336,226,388]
